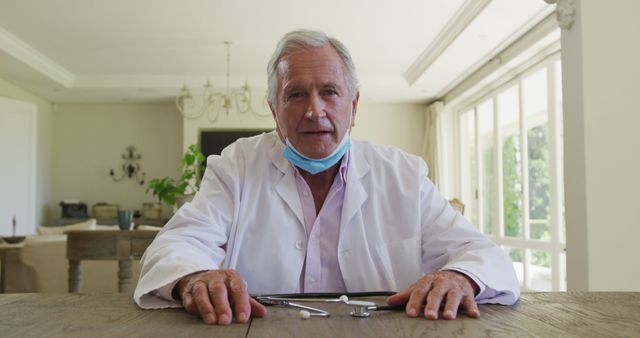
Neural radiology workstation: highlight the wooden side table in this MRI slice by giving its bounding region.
[0,242,25,293]
[65,230,158,293]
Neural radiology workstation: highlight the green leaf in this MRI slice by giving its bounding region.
[145,143,205,207]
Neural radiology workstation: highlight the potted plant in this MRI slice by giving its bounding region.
[146,144,205,212]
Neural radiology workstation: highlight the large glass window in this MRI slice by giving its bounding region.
[458,56,565,291]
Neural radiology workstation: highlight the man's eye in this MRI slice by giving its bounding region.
[322,89,339,96]
[287,92,305,100]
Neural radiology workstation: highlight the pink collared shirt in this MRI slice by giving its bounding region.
[292,152,350,293]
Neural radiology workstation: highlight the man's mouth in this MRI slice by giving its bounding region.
[301,131,331,135]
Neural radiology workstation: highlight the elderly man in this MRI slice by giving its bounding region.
[134,29,519,325]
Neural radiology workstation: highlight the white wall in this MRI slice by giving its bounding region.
[52,103,182,221]
[352,102,424,156]
[563,0,640,291]
[0,77,54,227]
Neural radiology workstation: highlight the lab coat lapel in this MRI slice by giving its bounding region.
[339,146,390,291]
[339,147,369,245]
[270,142,305,231]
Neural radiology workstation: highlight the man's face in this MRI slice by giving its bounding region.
[271,44,359,159]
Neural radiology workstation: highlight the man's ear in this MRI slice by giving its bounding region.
[350,91,360,127]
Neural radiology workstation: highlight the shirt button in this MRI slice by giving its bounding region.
[295,240,304,250]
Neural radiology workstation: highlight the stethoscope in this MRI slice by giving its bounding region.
[255,292,403,319]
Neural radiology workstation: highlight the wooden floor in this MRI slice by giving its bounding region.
[0,292,639,337]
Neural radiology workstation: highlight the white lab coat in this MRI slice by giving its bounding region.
[134,132,519,308]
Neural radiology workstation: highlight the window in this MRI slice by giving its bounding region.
[458,56,565,291]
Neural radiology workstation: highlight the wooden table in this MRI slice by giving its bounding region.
[0,242,24,293]
[65,230,158,293]
[0,292,638,337]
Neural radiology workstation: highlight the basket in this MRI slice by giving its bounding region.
[92,203,119,220]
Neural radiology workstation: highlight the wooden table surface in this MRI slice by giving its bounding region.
[0,292,639,337]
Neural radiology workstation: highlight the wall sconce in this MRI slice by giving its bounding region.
[110,146,146,185]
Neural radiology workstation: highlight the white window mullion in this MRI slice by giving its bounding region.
[475,107,484,233]
[494,96,505,239]
[517,78,532,292]
[519,82,531,242]
[524,248,532,290]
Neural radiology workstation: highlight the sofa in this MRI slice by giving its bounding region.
[3,219,158,293]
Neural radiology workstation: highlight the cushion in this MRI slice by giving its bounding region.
[37,218,97,235]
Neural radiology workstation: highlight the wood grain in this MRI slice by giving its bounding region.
[248,293,640,338]
[0,293,248,338]
[0,292,639,337]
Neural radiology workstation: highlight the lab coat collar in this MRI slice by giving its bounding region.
[269,136,371,236]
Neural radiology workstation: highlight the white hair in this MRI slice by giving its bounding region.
[266,29,359,106]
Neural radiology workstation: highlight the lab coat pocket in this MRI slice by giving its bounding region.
[374,236,421,291]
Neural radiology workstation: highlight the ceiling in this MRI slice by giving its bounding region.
[0,0,554,104]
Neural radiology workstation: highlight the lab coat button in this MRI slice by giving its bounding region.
[295,240,304,250]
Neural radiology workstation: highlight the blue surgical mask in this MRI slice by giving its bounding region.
[283,133,352,175]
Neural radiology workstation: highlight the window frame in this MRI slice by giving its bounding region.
[456,52,565,291]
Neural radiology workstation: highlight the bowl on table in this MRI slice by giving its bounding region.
[2,236,26,244]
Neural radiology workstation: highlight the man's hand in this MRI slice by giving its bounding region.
[175,269,267,325]
[386,270,480,320]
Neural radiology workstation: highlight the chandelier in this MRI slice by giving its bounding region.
[175,41,270,122]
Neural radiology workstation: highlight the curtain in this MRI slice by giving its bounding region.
[422,101,443,188]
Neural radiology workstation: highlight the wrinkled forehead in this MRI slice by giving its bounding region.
[276,45,346,85]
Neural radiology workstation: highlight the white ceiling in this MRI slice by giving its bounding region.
[0,0,554,104]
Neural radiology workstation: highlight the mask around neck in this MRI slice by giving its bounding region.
[283,133,351,175]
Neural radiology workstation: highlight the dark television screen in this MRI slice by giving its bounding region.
[199,129,272,158]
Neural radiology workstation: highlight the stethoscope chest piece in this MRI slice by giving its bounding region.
[350,306,371,318]
[346,300,376,318]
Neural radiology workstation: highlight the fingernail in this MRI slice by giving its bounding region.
[444,310,455,319]
[237,312,248,322]
[427,310,438,319]
[407,308,417,317]
[219,314,230,325]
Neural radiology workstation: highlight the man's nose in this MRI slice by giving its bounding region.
[306,93,327,119]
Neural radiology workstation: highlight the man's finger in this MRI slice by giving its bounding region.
[209,280,232,325]
[192,280,217,324]
[249,298,268,318]
[461,295,480,318]
[226,270,251,323]
[406,279,432,317]
[386,287,412,306]
[424,285,447,320]
[387,274,434,307]
[442,289,462,320]
[182,286,199,315]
